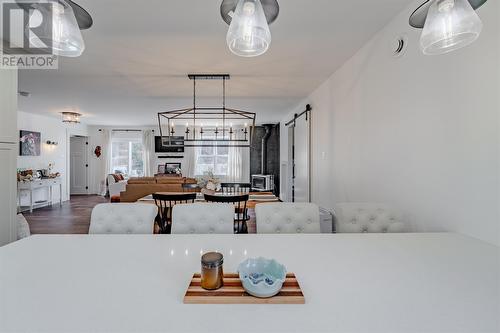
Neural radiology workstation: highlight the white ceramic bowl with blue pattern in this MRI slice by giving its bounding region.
[238,257,287,298]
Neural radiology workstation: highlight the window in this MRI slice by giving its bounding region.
[194,145,229,176]
[111,138,144,177]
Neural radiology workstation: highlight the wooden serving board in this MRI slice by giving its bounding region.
[183,273,305,304]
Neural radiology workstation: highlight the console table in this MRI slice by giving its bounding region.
[17,178,62,213]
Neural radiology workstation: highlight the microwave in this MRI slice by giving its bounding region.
[251,175,274,192]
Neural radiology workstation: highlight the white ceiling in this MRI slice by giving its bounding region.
[18,0,414,126]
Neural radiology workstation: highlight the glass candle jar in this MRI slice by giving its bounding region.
[201,252,224,290]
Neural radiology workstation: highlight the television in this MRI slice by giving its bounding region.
[155,136,184,153]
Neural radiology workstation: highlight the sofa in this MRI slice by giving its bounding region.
[107,174,128,198]
[119,176,197,202]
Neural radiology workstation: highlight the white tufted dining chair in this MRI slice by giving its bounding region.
[334,203,405,233]
[89,203,157,234]
[171,203,234,234]
[17,214,31,240]
[255,203,321,234]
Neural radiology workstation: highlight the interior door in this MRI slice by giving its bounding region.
[292,114,310,202]
[70,136,88,195]
[286,126,294,202]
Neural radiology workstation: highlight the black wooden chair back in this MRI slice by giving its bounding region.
[220,183,251,194]
[153,192,197,234]
[203,193,249,234]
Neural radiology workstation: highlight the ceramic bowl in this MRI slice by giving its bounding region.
[238,257,287,298]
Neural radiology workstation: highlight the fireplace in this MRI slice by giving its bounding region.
[251,124,276,192]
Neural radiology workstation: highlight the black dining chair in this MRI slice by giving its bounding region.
[182,183,200,193]
[220,183,251,194]
[153,192,197,234]
[203,193,249,234]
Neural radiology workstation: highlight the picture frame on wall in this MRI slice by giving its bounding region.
[19,130,41,156]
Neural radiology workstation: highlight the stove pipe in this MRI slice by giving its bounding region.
[261,124,274,175]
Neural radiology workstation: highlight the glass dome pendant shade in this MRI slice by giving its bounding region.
[226,0,272,57]
[420,0,483,55]
[29,0,85,57]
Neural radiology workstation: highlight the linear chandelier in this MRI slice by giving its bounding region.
[158,74,256,148]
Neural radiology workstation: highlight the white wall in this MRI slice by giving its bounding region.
[281,0,499,246]
[17,112,88,206]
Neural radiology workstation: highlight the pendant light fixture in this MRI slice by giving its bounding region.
[61,111,81,124]
[20,0,92,57]
[222,0,279,57]
[28,0,84,57]
[409,0,487,55]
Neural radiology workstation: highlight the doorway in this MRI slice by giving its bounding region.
[70,136,89,195]
[286,105,311,203]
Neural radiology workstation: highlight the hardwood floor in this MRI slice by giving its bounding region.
[23,195,109,234]
[23,195,257,234]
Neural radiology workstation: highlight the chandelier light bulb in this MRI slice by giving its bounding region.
[226,0,271,57]
[420,0,483,55]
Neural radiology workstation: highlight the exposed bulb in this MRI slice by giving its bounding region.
[420,0,483,55]
[438,0,455,12]
[243,1,255,14]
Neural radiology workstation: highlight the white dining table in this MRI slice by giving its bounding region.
[0,233,498,333]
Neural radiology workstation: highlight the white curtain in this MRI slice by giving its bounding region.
[226,145,250,183]
[100,129,111,196]
[142,130,155,176]
[183,147,196,178]
[191,143,249,182]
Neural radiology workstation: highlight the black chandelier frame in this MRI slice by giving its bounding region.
[158,74,256,148]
